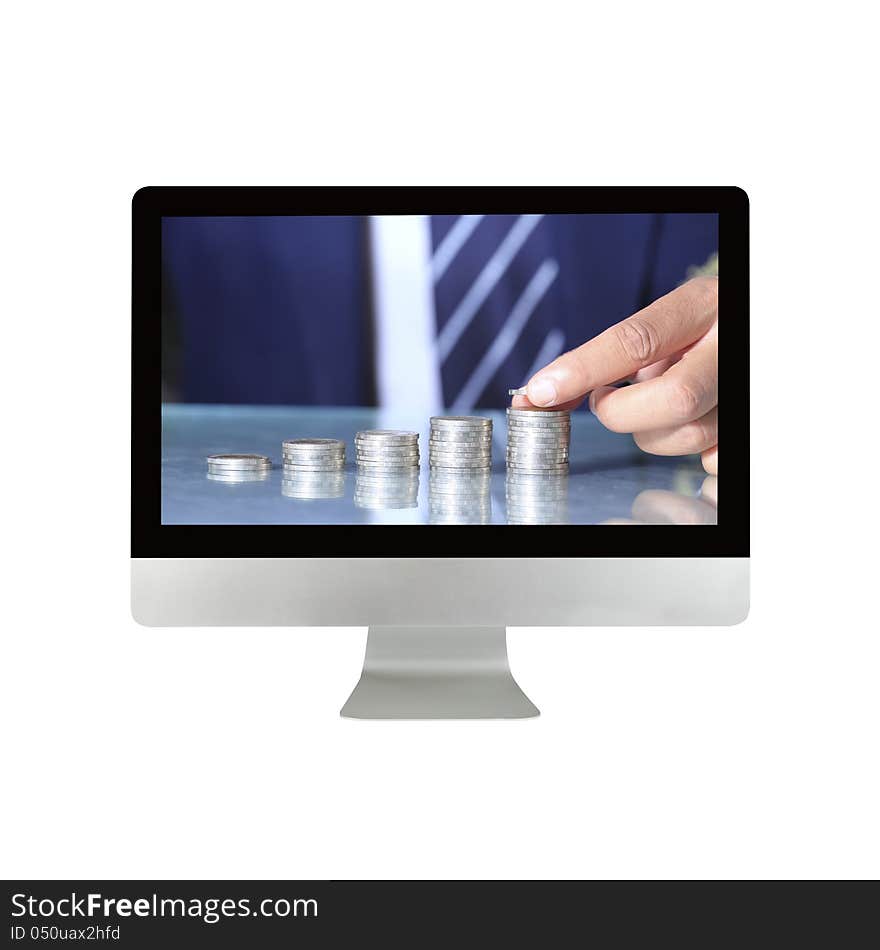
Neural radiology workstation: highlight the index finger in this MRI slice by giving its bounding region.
[525,276,718,407]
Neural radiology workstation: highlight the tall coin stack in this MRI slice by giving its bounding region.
[429,416,493,472]
[506,408,571,474]
[206,453,272,482]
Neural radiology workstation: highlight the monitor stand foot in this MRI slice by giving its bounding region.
[340,626,539,720]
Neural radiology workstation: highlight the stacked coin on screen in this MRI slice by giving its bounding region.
[354,430,420,472]
[354,471,419,509]
[429,470,491,524]
[506,472,569,523]
[206,453,272,482]
[281,438,346,473]
[506,408,570,474]
[429,416,493,472]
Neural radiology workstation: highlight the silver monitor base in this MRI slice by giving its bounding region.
[340,626,539,720]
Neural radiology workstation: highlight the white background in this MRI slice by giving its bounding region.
[2,1,877,880]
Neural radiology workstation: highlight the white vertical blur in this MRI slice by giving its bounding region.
[370,215,443,416]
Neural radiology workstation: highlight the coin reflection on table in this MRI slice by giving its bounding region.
[206,468,271,483]
[354,471,419,509]
[429,470,491,524]
[505,472,569,524]
[281,470,345,499]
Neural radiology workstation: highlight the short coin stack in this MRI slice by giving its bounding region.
[281,438,346,474]
[354,430,420,473]
[429,416,493,472]
[206,453,272,482]
[506,408,571,474]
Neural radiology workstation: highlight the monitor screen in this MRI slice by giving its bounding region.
[159,211,720,527]
[132,186,748,559]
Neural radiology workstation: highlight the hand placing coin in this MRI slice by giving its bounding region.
[513,277,718,475]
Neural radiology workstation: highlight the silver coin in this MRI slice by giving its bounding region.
[506,438,569,448]
[506,408,571,418]
[357,463,420,472]
[429,447,492,456]
[283,448,345,456]
[507,439,571,452]
[429,443,492,453]
[429,429,492,440]
[282,452,345,461]
[356,457,420,466]
[282,438,345,449]
[429,446,492,456]
[356,429,418,440]
[355,448,421,458]
[430,415,492,426]
[506,425,570,434]
[281,449,345,459]
[206,464,271,476]
[507,427,571,437]
[506,421,571,428]
[506,419,571,427]
[206,463,270,473]
[206,454,271,468]
[429,463,491,471]
[507,448,569,457]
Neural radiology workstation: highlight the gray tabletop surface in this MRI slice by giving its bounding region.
[161,405,716,525]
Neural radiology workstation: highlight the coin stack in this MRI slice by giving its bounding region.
[281,438,346,474]
[429,470,491,524]
[354,430,420,473]
[506,473,569,523]
[206,453,272,482]
[429,416,493,472]
[506,408,570,474]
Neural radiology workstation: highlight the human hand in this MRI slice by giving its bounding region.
[513,277,719,474]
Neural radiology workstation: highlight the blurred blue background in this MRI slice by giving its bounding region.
[161,213,718,410]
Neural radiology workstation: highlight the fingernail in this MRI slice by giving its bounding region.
[527,377,558,406]
[588,391,597,413]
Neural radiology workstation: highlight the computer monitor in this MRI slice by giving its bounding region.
[132,186,749,718]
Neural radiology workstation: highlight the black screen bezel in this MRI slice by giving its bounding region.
[132,186,748,558]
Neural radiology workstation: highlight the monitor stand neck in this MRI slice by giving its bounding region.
[340,626,539,720]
